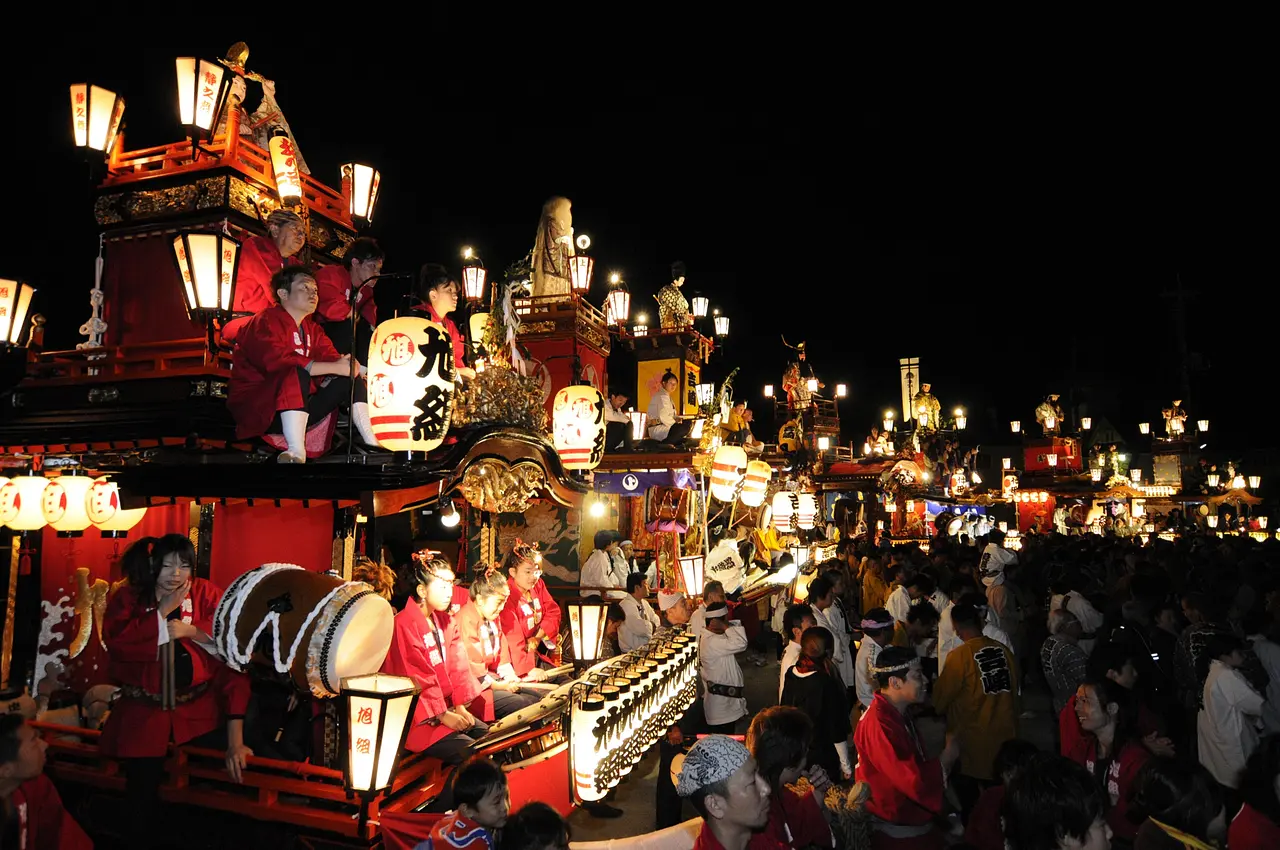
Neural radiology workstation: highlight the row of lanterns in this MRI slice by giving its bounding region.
[0,473,146,536]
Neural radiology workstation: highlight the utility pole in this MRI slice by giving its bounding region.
[1160,273,1195,407]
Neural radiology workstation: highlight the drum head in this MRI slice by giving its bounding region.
[308,590,394,697]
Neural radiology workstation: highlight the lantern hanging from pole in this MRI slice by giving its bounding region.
[1002,457,1012,470]
[740,461,772,507]
[709,445,748,502]
[796,493,818,530]
[0,279,36,346]
[1081,417,1092,430]
[1139,422,1150,435]
[678,555,705,597]
[605,288,630,326]
[268,130,303,204]
[1010,420,1021,433]
[568,254,594,294]
[764,385,774,398]
[42,473,95,537]
[343,163,382,223]
[836,383,847,398]
[884,412,895,432]
[367,318,456,453]
[1249,475,1261,489]
[69,84,125,155]
[628,410,648,442]
[170,232,241,320]
[771,491,797,532]
[0,475,50,531]
[691,295,709,319]
[1197,419,1209,432]
[955,408,967,429]
[461,249,487,303]
[175,57,230,140]
[713,315,729,337]
[566,598,611,668]
[341,674,419,795]
[552,386,606,470]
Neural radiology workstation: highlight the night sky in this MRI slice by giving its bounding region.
[3,36,1271,455]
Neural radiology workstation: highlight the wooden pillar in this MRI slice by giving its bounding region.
[189,502,215,580]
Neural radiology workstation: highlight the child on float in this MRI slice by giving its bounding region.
[499,802,571,850]
[99,535,251,845]
[498,541,563,681]
[416,756,510,850]
[456,565,543,722]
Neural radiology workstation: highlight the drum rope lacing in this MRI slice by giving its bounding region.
[216,563,362,676]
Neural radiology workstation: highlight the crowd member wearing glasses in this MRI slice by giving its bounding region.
[381,556,487,764]
[228,266,378,463]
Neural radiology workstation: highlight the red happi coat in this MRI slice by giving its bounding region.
[228,305,342,439]
[1066,734,1150,842]
[223,235,297,342]
[456,601,519,722]
[762,784,835,849]
[417,303,468,371]
[9,774,93,850]
[380,602,480,752]
[854,693,946,828]
[314,264,378,328]
[100,579,250,758]
[499,578,562,677]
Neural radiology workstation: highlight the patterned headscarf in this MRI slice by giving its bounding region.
[676,735,750,797]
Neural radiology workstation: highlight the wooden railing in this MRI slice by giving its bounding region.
[513,293,612,340]
[26,338,229,383]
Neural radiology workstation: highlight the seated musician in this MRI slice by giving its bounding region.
[721,400,748,445]
[498,541,563,680]
[414,263,477,382]
[0,715,92,850]
[646,371,693,444]
[456,567,542,722]
[100,535,252,842]
[313,236,384,361]
[381,556,488,764]
[222,208,306,343]
[228,266,379,463]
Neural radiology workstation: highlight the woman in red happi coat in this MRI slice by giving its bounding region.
[100,534,251,843]
[456,566,542,722]
[498,541,563,679]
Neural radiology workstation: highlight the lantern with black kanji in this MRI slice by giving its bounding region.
[552,386,606,471]
[367,318,456,453]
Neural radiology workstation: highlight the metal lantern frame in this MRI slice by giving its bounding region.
[566,598,611,670]
[175,57,232,142]
[568,253,594,294]
[690,295,709,319]
[170,231,242,323]
[0,279,37,347]
[340,674,420,811]
[344,162,382,224]
[678,554,704,597]
[69,83,125,156]
[606,287,631,327]
[462,254,488,304]
[713,315,729,337]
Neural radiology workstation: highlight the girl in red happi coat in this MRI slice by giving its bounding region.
[456,566,542,722]
[100,534,251,845]
[498,541,563,680]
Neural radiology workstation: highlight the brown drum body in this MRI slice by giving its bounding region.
[213,563,394,698]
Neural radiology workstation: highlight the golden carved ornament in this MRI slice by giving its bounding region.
[450,366,548,433]
[459,459,546,515]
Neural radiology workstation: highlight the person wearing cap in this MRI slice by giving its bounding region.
[223,207,306,343]
[676,735,783,850]
[854,646,959,850]
[580,530,626,600]
[658,589,692,626]
[700,601,749,734]
[313,236,384,362]
[618,573,661,652]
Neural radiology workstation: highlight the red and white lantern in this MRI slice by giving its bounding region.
[740,460,772,507]
[42,474,95,536]
[0,475,49,531]
[771,491,798,532]
[552,386,606,470]
[269,132,303,204]
[709,446,748,502]
[367,317,456,453]
[796,492,818,530]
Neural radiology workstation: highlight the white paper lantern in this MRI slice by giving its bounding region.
[0,475,50,531]
[552,386,606,471]
[42,475,95,535]
[796,493,818,529]
[269,132,303,204]
[572,694,607,802]
[740,460,772,507]
[710,445,747,502]
[468,312,489,352]
[771,491,797,532]
[367,317,456,452]
[85,478,120,526]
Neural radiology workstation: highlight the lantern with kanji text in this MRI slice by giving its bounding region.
[170,232,240,321]
[175,57,230,140]
[566,598,611,671]
[0,279,36,347]
[268,129,303,204]
[366,318,457,453]
[69,84,124,155]
[552,385,606,471]
[342,674,419,796]
[461,248,487,303]
[343,163,382,224]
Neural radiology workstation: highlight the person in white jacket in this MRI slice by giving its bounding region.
[854,608,896,713]
[618,573,661,652]
[1198,634,1265,790]
[645,371,692,443]
[580,530,627,599]
[698,603,748,732]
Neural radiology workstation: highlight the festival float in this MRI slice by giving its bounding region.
[0,43,713,847]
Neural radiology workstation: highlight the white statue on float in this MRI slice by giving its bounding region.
[216,42,310,174]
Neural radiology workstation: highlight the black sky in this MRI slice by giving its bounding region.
[3,36,1271,452]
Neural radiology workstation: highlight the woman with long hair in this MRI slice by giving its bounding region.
[455,565,541,722]
[1129,758,1225,850]
[99,534,251,846]
[498,541,562,679]
[1066,677,1152,846]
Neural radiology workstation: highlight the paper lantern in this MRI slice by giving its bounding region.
[1002,457,1012,470]
[678,555,705,597]
[1091,468,1102,482]
[468,312,489,353]
[1207,474,1220,488]
[268,130,303,204]
[696,383,715,407]
[98,507,147,539]
[713,315,729,337]
[69,83,124,154]
[552,385,606,470]
[0,475,50,531]
[1081,417,1092,429]
[0,279,36,346]
[462,252,487,303]
[42,475,95,536]
[1130,469,1142,483]
[567,598,610,667]
[771,491,797,532]
[1139,422,1150,435]
[740,461,772,507]
[1207,516,1218,529]
[1259,517,1268,530]
[796,493,818,529]
[1197,419,1209,432]
[628,410,648,442]
[1010,420,1021,433]
[572,693,607,802]
[1249,475,1262,489]
[85,477,121,527]
[691,296,709,319]
[1044,416,1056,431]
[817,436,830,451]
[344,163,382,223]
[764,385,774,398]
[171,232,240,319]
[605,289,630,325]
[342,674,418,794]
[175,57,230,139]
[836,383,847,398]
[367,317,457,453]
[633,321,648,337]
[709,445,748,502]
[1047,454,1058,468]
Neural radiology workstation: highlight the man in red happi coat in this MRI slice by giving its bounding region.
[498,543,562,678]
[0,715,92,849]
[222,208,306,343]
[854,647,960,850]
[228,266,379,462]
[314,236,384,362]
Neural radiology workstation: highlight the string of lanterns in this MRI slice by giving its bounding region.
[0,474,147,536]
